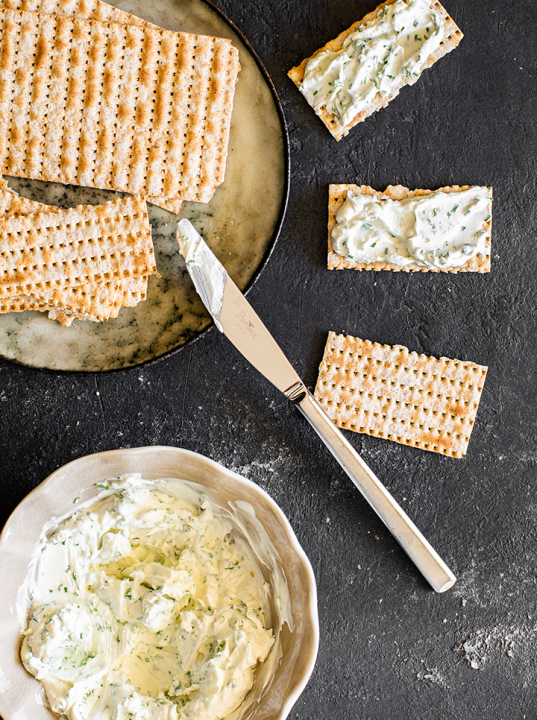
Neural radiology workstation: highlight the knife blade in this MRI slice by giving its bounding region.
[177,219,456,593]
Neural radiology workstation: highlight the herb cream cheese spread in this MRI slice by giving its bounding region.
[331,187,491,268]
[19,475,285,720]
[300,0,444,127]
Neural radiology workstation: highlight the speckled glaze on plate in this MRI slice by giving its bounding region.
[0,0,288,373]
[0,447,319,720]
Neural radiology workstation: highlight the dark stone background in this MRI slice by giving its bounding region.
[1,0,536,718]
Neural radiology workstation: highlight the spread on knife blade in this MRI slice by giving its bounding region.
[177,219,227,330]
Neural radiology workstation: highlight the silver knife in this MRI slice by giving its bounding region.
[177,219,456,593]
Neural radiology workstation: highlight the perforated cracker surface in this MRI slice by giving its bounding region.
[314,332,488,458]
[288,0,463,140]
[0,193,155,298]
[0,0,148,26]
[328,184,492,272]
[0,181,136,320]
[0,8,240,203]
[0,0,185,212]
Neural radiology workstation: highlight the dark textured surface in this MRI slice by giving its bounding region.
[1,1,537,718]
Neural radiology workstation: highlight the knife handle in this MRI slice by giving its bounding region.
[293,389,456,593]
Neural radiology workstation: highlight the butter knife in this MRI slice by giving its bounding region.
[178,219,456,593]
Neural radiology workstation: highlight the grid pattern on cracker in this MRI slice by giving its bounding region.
[0,0,149,27]
[0,182,121,319]
[0,183,150,320]
[288,0,463,140]
[0,8,240,204]
[0,0,183,212]
[3,279,124,320]
[0,193,155,298]
[314,332,487,458]
[328,184,492,272]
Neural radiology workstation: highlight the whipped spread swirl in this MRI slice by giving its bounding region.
[19,475,283,720]
[331,187,491,268]
[300,0,444,127]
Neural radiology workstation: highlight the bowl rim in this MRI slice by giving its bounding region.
[0,446,319,720]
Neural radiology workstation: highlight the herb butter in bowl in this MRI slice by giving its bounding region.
[0,447,318,720]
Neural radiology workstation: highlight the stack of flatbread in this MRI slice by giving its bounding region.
[0,0,240,324]
[0,0,240,212]
[0,181,156,325]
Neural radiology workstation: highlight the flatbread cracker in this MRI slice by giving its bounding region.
[328,184,492,272]
[3,280,124,323]
[0,193,155,298]
[0,182,151,322]
[314,332,487,458]
[0,8,239,204]
[0,181,135,321]
[0,0,183,212]
[288,0,463,140]
[0,0,149,26]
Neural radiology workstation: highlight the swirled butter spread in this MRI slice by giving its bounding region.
[19,474,286,720]
[331,187,491,268]
[300,0,444,126]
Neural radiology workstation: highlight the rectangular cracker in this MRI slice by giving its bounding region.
[0,181,130,320]
[3,280,124,322]
[328,184,492,272]
[314,332,488,458]
[0,0,182,212]
[0,180,148,321]
[0,193,156,298]
[288,0,463,140]
[0,8,240,204]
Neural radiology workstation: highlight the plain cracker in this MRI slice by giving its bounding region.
[0,193,155,298]
[328,184,492,272]
[0,182,150,322]
[0,181,133,321]
[0,0,183,212]
[314,332,487,458]
[288,0,463,140]
[0,8,239,204]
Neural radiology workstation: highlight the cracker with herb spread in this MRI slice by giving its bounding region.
[314,332,487,458]
[288,0,463,140]
[328,184,492,272]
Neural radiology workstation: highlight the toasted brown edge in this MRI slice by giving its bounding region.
[327,184,492,272]
[288,0,463,140]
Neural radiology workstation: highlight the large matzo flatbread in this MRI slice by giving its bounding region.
[0,8,239,205]
[0,0,185,212]
[288,0,463,140]
[328,184,492,272]
[314,332,488,458]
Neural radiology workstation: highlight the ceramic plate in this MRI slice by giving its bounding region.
[0,0,288,373]
[0,447,318,720]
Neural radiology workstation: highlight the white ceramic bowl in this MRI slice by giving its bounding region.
[0,447,319,720]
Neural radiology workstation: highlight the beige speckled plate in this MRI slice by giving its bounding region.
[0,447,319,720]
[0,0,288,373]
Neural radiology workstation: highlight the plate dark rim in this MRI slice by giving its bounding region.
[0,0,290,377]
